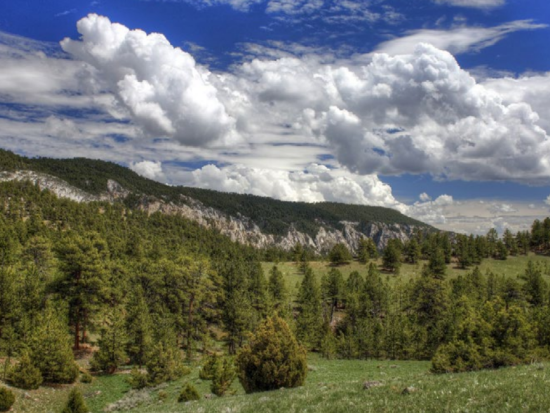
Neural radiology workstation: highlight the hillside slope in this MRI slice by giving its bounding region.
[0,149,432,252]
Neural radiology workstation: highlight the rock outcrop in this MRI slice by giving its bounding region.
[1,170,422,253]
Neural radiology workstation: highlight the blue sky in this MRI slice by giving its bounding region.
[1,0,550,234]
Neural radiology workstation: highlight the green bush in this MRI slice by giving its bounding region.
[199,355,218,380]
[178,383,200,402]
[0,387,15,412]
[8,352,43,390]
[236,315,308,393]
[80,372,93,384]
[211,357,236,397]
[146,342,189,386]
[61,388,88,413]
[126,367,148,389]
[431,341,483,373]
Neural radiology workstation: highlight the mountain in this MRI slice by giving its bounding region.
[0,149,433,253]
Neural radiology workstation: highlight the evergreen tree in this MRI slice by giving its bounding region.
[61,388,88,413]
[521,261,547,307]
[29,306,79,384]
[0,387,15,412]
[146,342,188,386]
[382,240,401,273]
[268,265,289,316]
[427,248,446,279]
[296,267,322,349]
[178,383,200,402]
[211,357,236,397]
[125,286,153,368]
[90,307,128,374]
[56,231,109,350]
[8,352,43,390]
[236,315,307,393]
[404,238,421,264]
[328,243,352,265]
[321,268,344,323]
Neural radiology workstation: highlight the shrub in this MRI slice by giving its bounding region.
[211,357,236,397]
[0,387,15,412]
[157,390,168,402]
[199,354,218,380]
[431,340,483,373]
[8,352,43,390]
[80,372,93,384]
[61,388,88,413]
[146,342,189,386]
[178,383,200,402]
[236,315,308,393]
[127,367,148,390]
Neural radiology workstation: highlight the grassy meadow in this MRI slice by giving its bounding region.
[261,253,550,297]
[6,356,550,413]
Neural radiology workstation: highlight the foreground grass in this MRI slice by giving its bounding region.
[262,253,550,297]
[9,356,550,413]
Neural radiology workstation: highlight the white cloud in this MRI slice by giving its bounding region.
[433,0,505,9]
[545,195,550,206]
[419,192,432,202]
[184,163,402,208]
[375,20,546,56]
[61,14,238,147]
[130,160,166,181]
[488,203,518,214]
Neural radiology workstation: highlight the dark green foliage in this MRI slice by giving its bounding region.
[431,340,483,373]
[146,342,189,386]
[0,387,15,412]
[236,316,307,393]
[178,383,200,402]
[61,388,88,413]
[199,354,219,380]
[8,352,43,390]
[210,357,236,397]
[328,243,352,265]
[80,372,93,384]
[382,240,401,273]
[127,367,148,390]
[29,306,79,384]
[427,248,446,279]
[90,307,128,374]
[296,267,323,349]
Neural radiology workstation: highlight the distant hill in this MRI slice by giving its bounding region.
[0,149,432,252]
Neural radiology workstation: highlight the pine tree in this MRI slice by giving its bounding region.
[125,286,153,368]
[61,388,88,413]
[382,240,401,273]
[268,265,289,317]
[236,315,307,393]
[90,307,128,374]
[427,248,446,279]
[146,342,188,386]
[321,268,344,323]
[296,267,322,349]
[29,305,79,384]
[178,383,200,402]
[56,231,109,350]
[0,387,15,412]
[8,352,43,390]
[328,243,352,265]
[211,357,236,396]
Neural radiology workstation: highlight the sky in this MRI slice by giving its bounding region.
[1,0,550,235]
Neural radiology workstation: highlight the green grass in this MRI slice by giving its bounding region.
[9,356,550,412]
[262,253,550,298]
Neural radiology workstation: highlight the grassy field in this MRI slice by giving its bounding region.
[261,253,550,297]
[6,356,550,413]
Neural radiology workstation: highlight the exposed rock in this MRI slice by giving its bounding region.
[402,386,418,395]
[1,170,423,253]
[363,381,383,390]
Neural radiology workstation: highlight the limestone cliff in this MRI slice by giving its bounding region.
[0,170,423,253]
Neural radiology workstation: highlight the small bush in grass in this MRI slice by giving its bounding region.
[61,388,88,413]
[431,341,483,373]
[146,342,189,386]
[127,367,148,389]
[236,315,307,393]
[157,390,168,402]
[0,387,15,412]
[80,372,93,384]
[199,354,218,380]
[211,357,236,397]
[178,383,200,402]
[8,352,43,390]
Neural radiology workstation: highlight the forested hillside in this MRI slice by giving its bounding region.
[0,149,429,238]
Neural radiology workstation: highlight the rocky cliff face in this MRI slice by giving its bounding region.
[1,170,421,253]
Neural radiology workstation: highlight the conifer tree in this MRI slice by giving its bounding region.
[296,266,322,349]
[211,357,236,396]
[236,315,307,393]
[56,231,109,350]
[268,265,289,317]
[0,387,15,412]
[90,307,127,374]
[8,352,43,390]
[328,243,352,265]
[61,388,88,413]
[125,286,153,368]
[382,240,401,273]
[321,268,344,323]
[29,305,79,384]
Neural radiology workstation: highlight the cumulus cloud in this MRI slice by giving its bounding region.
[433,0,505,8]
[130,160,166,181]
[419,192,432,202]
[61,14,238,147]
[374,21,546,56]
[184,163,402,207]
[545,195,550,206]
